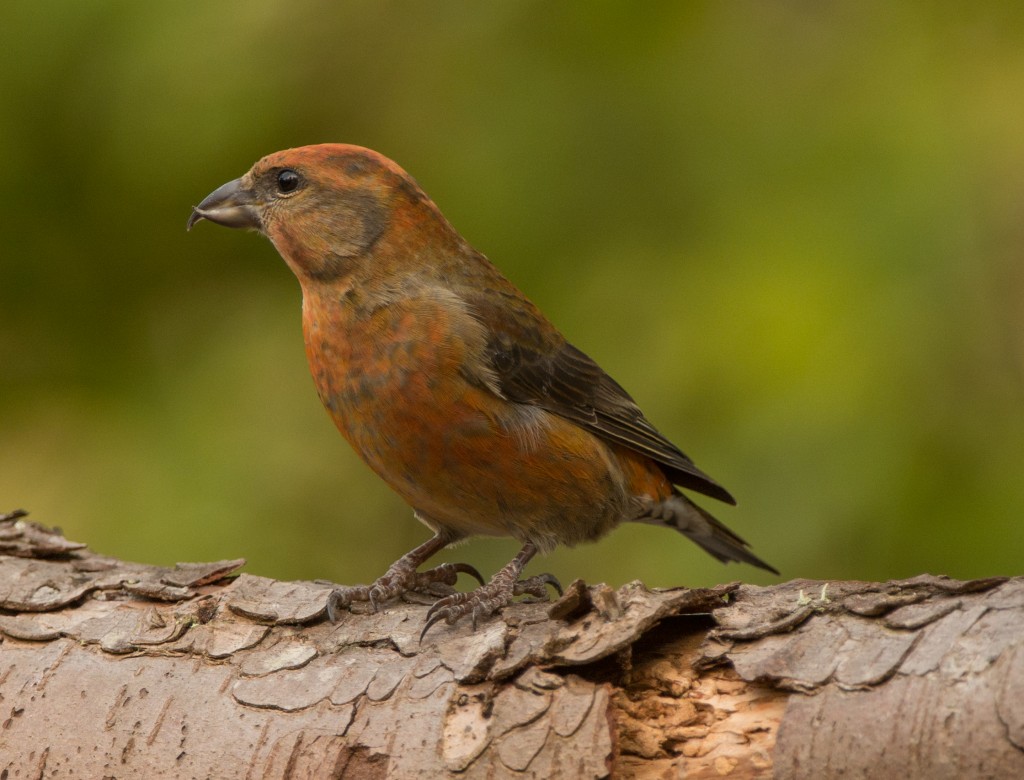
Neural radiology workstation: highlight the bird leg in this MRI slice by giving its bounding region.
[326,533,483,621]
[421,542,562,641]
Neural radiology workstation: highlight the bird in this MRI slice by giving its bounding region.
[187,143,776,638]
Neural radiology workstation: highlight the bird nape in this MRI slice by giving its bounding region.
[188,143,776,639]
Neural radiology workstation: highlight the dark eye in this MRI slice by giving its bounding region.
[276,169,302,194]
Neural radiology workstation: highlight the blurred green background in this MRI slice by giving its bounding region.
[2,3,1022,589]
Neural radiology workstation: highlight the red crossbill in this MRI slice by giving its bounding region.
[188,144,776,637]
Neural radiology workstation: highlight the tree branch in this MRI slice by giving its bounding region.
[0,510,1020,778]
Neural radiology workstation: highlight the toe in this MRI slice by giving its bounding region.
[513,573,563,599]
[326,588,353,622]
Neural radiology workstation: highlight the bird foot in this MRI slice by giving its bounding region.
[421,572,562,641]
[326,560,484,621]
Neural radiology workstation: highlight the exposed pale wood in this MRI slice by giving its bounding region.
[0,511,1020,778]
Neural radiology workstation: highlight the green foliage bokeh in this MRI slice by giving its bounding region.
[2,2,1022,588]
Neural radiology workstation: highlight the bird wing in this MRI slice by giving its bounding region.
[482,335,737,505]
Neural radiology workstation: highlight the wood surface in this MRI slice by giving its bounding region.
[0,510,1020,779]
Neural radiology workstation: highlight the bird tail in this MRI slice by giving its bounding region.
[636,493,778,575]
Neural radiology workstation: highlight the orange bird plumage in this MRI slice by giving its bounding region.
[188,144,776,637]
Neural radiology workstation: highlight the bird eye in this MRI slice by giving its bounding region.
[276,169,302,195]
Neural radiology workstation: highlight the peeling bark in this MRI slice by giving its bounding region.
[0,511,1020,778]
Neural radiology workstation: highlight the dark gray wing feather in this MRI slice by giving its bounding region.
[487,339,736,505]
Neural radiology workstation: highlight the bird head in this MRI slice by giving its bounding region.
[188,144,453,282]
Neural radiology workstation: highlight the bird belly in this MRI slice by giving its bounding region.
[302,295,635,550]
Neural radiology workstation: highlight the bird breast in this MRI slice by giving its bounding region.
[299,283,634,547]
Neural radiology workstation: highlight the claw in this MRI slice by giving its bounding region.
[326,589,347,623]
[420,592,471,642]
[411,562,485,592]
[451,562,485,587]
[367,578,398,612]
[424,592,465,625]
[512,573,563,600]
[537,573,563,597]
[420,607,451,643]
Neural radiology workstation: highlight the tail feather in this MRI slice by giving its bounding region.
[637,494,779,575]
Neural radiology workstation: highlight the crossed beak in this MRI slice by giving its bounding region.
[186,178,261,231]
